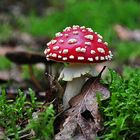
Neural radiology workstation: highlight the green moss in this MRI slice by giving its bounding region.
[99,67,140,140]
[0,89,54,139]
[27,104,55,140]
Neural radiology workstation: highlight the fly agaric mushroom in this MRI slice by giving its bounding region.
[44,25,113,108]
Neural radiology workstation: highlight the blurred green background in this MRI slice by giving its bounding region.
[0,0,140,72]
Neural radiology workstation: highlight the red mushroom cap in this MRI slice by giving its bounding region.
[44,25,113,63]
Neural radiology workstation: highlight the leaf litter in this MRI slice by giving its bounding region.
[114,24,140,41]
[55,66,110,140]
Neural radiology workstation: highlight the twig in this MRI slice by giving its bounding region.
[28,65,43,91]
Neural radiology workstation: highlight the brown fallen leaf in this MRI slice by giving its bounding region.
[55,67,110,140]
[114,24,140,41]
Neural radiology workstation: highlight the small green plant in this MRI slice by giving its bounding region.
[0,88,54,139]
[0,89,33,139]
[99,67,140,140]
[27,104,55,140]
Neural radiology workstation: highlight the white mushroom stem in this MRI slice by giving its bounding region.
[58,63,96,109]
[63,76,85,108]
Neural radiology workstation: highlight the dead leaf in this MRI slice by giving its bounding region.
[55,67,110,140]
[114,24,140,41]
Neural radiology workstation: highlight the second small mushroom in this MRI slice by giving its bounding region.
[44,25,113,108]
